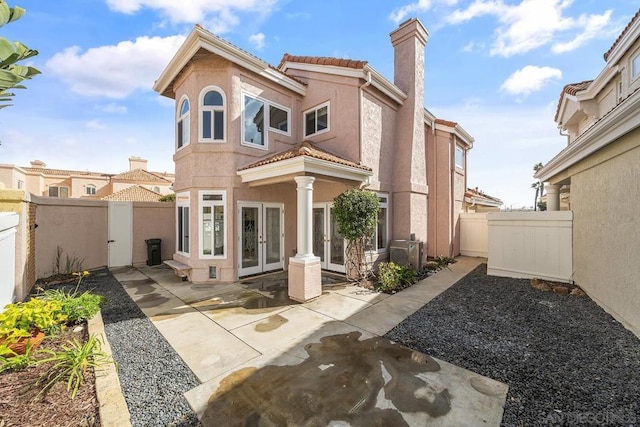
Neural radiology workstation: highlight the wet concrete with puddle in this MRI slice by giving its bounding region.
[201,331,502,426]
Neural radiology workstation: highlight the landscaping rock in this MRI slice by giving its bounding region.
[552,285,570,295]
[570,287,587,297]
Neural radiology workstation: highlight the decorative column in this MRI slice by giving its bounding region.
[288,176,322,302]
[546,183,560,211]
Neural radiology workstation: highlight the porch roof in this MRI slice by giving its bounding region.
[237,141,372,185]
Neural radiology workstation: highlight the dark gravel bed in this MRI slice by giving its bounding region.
[65,269,201,426]
[385,264,640,426]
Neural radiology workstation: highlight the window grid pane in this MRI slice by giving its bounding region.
[202,111,212,139]
[244,95,265,146]
[214,111,224,140]
[204,91,223,106]
[214,205,224,256]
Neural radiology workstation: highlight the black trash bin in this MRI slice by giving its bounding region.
[145,238,162,266]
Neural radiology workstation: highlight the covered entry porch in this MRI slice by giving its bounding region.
[237,141,372,302]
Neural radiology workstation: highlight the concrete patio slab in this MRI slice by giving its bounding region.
[302,291,373,320]
[330,285,391,303]
[153,311,261,383]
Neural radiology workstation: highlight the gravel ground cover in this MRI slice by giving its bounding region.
[79,269,201,426]
[386,264,640,426]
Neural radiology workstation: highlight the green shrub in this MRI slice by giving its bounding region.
[376,262,417,293]
[38,290,103,325]
[0,342,36,372]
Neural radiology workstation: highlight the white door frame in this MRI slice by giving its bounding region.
[108,201,132,267]
[313,202,345,273]
[237,202,284,276]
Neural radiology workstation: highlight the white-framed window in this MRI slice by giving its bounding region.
[176,192,190,256]
[632,52,640,80]
[199,190,226,258]
[17,180,24,189]
[85,185,96,195]
[48,186,69,198]
[455,145,465,170]
[366,193,389,253]
[242,93,291,150]
[177,96,190,149]
[200,86,226,142]
[304,101,329,137]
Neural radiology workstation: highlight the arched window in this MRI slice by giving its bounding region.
[177,97,190,149]
[200,86,226,142]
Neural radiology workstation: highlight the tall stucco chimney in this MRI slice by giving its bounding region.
[389,18,429,242]
[129,156,148,171]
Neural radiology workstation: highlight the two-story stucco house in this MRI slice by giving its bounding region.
[154,18,473,302]
[537,9,640,336]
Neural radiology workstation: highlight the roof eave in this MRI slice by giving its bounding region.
[537,88,640,181]
[435,121,475,148]
[605,17,640,66]
[237,156,372,184]
[153,26,307,98]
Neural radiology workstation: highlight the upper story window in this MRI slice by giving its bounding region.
[177,97,190,149]
[85,185,96,195]
[200,86,226,142]
[17,180,24,189]
[632,52,640,80]
[455,145,465,170]
[242,92,290,150]
[48,186,69,198]
[304,102,329,137]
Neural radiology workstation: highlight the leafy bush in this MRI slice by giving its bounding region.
[159,193,175,202]
[376,261,417,293]
[0,342,35,372]
[0,299,67,342]
[38,290,103,325]
[36,334,114,399]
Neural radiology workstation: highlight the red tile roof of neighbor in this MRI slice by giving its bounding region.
[22,167,110,178]
[101,185,162,202]
[238,141,372,172]
[465,187,503,203]
[111,168,171,183]
[434,119,458,127]
[603,8,640,61]
[278,53,368,70]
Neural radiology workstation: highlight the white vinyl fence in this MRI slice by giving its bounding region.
[487,211,573,283]
[459,212,488,257]
[0,212,19,308]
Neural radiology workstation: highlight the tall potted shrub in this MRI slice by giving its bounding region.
[333,189,379,281]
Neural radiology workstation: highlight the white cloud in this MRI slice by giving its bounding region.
[106,0,278,30]
[552,10,612,53]
[85,120,106,130]
[446,0,615,57]
[46,35,186,99]
[462,41,475,52]
[500,65,562,96]
[99,103,128,114]
[390,0,458,24]
[248,33,266,50]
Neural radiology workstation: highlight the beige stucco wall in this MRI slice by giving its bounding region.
[568,128,640,336]
[33,196,108,278]
[132,202,176,266]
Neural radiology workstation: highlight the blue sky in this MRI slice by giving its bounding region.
[0,0,637,208]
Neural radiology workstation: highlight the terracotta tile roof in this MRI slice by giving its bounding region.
[277,53,368,70]
[22,167,110,178]
[101,185,162,202]
[434,119,458,127]
[111,168,171,183]
[603,8,640,61]
[554,80,593,122]
[238,141,372,172]
[465,187,502,204]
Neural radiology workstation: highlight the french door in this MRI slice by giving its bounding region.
[238,202,284,276]
[312,203,345,273]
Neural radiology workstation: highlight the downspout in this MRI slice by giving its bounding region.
[358,69,372,170]
[449,135,455,258]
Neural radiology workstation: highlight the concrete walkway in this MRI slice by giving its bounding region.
[111,257,508,425]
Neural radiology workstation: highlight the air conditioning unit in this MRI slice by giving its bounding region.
[390,240,423,271]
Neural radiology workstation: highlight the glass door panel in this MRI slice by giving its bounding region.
[241,206,260,271]
[328,207,345,272]
[313,207,325,263]
[264,205,283,269]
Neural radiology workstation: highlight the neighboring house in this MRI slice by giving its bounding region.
[0,156,174,202]
[154,18,473,300]
[536,9,640,336]
[464,187,503,212]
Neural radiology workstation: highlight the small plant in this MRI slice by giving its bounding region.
[51,246,85,276]
[434,255,455,269]
[35,334,114,399]
[0,342,36,373]
[0,299,67,343]
[39,290,103,325]
[376,261,417,293]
